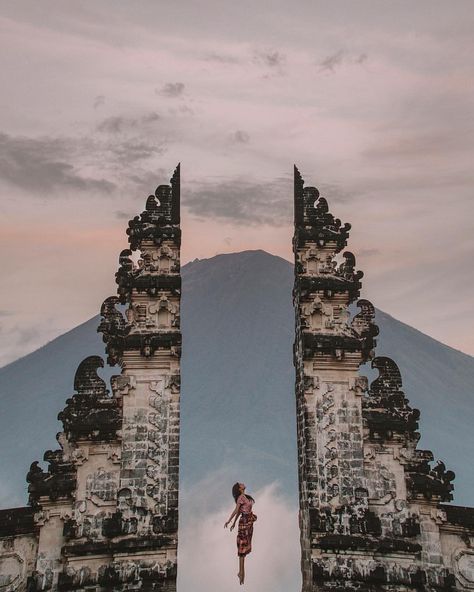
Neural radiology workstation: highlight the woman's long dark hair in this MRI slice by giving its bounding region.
[232,482,255,503]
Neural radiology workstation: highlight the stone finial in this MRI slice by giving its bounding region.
[351,299,379,360]
[294,165,351,252]
[116,249,134,304]
[126,164,181,251]
[26,452,76,507]
[407,457,456,502]
[73,356,108,397]
[98,296,128,365]
[98,296,127,340]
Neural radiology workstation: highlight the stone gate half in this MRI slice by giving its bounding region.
[293,166,474,592]
[0,165,181,591]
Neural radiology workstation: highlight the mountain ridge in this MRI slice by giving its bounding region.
[0,250,472,508]
[2,250,471,372]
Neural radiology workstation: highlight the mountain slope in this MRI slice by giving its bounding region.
[0,250,473,507]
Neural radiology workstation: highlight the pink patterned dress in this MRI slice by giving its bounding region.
[236,494,257,556]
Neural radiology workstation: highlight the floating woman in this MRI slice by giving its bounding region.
[224,482,257,585]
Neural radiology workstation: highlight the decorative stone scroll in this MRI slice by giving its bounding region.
[58,356,121,443]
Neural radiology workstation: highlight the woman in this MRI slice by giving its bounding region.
[224,482,257,585]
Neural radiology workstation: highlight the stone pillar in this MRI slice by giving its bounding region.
[107,164,182,589]
[293,166,373,589]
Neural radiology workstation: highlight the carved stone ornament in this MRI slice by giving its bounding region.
[454,550,474,588]
[126,164,181,251]
[363,356,421,440]
[58,356,121,442]
[294,166,351,252]
[0,552,24,590]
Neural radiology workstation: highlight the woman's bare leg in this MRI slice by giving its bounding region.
[238,556,245,584]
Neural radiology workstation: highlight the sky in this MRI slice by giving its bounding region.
[0,0,473,366]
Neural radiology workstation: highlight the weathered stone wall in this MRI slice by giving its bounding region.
[439,506,474,590]
[0,509,37,591]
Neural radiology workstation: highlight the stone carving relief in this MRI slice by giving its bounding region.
[111,374,135,398]
[455,550,474,588]
[33,554,54,591]
[0,553,24,590]
[311,505,381,537]
[298,248,337,276]
[312,382,366,510]
[145,377,175,516]
[138,244,179,274]
[365,460,397,503]
[312,555,453,589]
[85,468,118,504]
[301,296,333,331]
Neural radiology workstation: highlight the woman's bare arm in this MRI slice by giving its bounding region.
[224,503,240,528]
[230,509,240,531]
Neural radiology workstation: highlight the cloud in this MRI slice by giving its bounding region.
[93,95,105,109]
[114,210,132,219]
[253,49,286,73]
[96,112,161,134]
[317,50,368,72]
[316,182,356,205]
[0,318,58,368]
[126,168,172,195]
[203,52,241,64]
[363,131,464,161]
[318,50,344,72]
[141,111,161,124]
[231,130,250,144]
[261,51,285,68]
[0,112,169,197]
[108,139,163,164]
[184,178,292,226]
[0,133,115,194]
[177,104,194,115]
[358,248,380,257]
[355,53,368,64]
[183,177,355,227]
[159,82,185,97]
[178,472,301,592]
[16,325,42,347]
[97,115,127,134]
[97,116,127,134]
